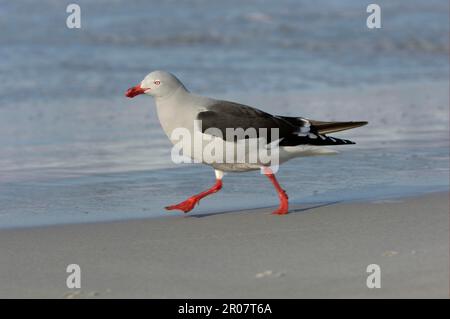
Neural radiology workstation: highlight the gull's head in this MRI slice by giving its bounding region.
[125,70,185,99]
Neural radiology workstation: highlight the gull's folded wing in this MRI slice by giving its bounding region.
[196,101,360,146]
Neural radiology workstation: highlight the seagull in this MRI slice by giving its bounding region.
[126,70,367,215]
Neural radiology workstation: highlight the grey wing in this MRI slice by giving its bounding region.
[196,100,358,146]
[196,100,297,143]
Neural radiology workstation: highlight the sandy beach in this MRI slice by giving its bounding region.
[0,191,447,299]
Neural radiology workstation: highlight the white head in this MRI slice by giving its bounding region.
[125,70,186,99]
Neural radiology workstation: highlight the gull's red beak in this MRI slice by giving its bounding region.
[125,84,146,98]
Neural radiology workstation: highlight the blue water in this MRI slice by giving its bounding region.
[0,0,448,228]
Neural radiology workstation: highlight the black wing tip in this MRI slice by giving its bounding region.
[330,138,356,145]
[279,135,356,146]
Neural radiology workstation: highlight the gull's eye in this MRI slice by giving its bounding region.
[154,80,161,85]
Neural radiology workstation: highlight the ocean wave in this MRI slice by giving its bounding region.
[74,26,449,56]
[82,32,236,47]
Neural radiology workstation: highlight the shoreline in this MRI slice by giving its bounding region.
[0,183,447,231]
[0,191,447,298]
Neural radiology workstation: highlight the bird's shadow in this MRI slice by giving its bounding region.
[188,201,340,218]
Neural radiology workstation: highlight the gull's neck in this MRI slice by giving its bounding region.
[153,85,196,143]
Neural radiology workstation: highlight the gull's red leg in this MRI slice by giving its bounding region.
[263,167,289,215]
[165,171,224,213]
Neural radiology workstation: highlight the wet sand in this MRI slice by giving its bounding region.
[0,192,448,298]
